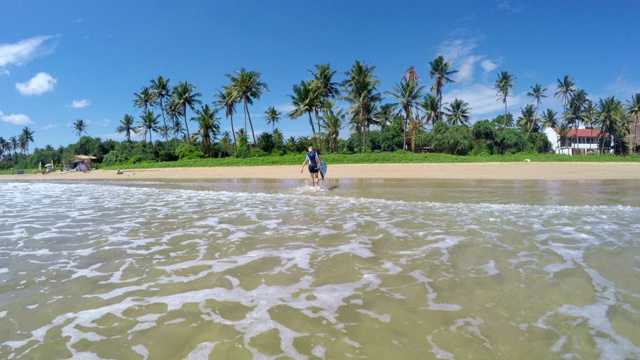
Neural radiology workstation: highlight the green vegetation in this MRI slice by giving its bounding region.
[2,58,639,175]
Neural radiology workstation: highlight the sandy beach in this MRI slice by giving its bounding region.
[1,162,639,182]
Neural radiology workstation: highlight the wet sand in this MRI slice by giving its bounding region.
[1,162,639,181]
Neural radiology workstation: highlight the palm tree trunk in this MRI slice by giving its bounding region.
[307,112,317,148]
[183,105,190,141]
[245,101,256,144]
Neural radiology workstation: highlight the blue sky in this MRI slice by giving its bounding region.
[1,0,639,151]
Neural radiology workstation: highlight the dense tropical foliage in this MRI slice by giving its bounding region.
[2,57,639,171]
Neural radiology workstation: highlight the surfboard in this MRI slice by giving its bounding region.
[319,160,327,179]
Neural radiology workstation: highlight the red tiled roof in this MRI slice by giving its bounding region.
[552,128,609,138]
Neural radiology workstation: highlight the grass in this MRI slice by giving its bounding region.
[2,152,639,175]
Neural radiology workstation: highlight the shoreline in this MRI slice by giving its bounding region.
[1,162,639,182]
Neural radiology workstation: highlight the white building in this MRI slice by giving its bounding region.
[544,127,610,155]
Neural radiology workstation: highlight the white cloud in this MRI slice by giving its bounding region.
[16,72,57,96]
[437,38,478,64]
[456,55,483,83]
[1,69,9,76]
[498,1,527,13]
[71,99,91,108]
[444,83,524,120]
[0,35,58,68]
[481,60,499,73]
[42,123,58,130]
[86,118,110,127]
[0,111,33,125]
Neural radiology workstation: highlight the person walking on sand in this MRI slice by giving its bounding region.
[301,145,321,188]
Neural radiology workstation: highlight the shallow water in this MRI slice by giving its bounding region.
[0,179,639,359]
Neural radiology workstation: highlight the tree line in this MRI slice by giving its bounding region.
[2,57,640,169]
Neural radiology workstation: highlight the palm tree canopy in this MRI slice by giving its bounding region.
[494,71,515,104]
[73,119,88,138]
[444,98,471,126]
[555,75,576,110]
[133,86,156,112]
[428,56,457,97]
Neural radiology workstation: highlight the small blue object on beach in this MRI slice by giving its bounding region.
[17,170,24,175]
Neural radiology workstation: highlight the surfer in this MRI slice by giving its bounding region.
[301,145,321,188]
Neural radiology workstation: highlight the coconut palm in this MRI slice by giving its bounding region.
[224,68,269,144]
[428,56,457,121]
[150,76,171,140]
[444,98,471,126]
[310,63,340,105]
[373,103,395,129]
[565,89,589,150]
[627,93,640,153]
[527,83,547,120]
[517,104,537,136]
[404,66,420,83]
[319,101,345,153]
[171,81,202,141]
[342,60,382,153]
[540,109,558,130]
[10,136,18,156]
[140,110,160,144]
[73,119,88,139]
[494,71,515,128]
[214,85,239,149]
[555,75,576,112]
[133,86,155,113]
[386,78,425,151]
[419,93,440,128]
[264,106,281,133]
[165,101,184,140]
[192,104,221,157]
[582,100,597,148]
[288,79,322,146]
[117,114,137,141]
[19,127,34,154]
[595,96,629,154]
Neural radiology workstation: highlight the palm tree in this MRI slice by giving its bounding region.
[117,114,137,141]
[193,104,221,157]
[166,101,185,140]
[596,96,629,154]
[419,93,440,128]
[428,56,458,121]
[264,106,281,133]
[288,79,322,146]
[214,86,239,150]
[319,102,345,153]
[73,119,88,139]
[565,89,589,151]
[444,98,471,126]
[386,79,425,150]
[517,104,537,136]
[555,75,576,112]
[494,71,516,129]
[627,93,640,153]
[9,136,18,156]
[133,86,155,113]
[225,68,269,144]
[19,127,34,154]
[404,66,420,83]
[582,100,597,150]
[527,83,547,121]
[140,110,160,144]
[150,76,171,140]
[171,81,202,141]
[310,63,340,104]
[373,103,395,129]
[342,60,382,153]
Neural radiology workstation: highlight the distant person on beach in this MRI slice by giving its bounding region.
[301,145,321,188]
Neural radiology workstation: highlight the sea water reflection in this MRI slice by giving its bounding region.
[0,179,639,359]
